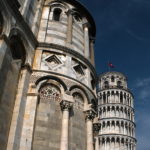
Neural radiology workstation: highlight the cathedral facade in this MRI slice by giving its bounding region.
[0,0,136,150]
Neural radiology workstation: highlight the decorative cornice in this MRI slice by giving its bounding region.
[98,118,136,127]
[98,134,137,142]
[98,103,135,112]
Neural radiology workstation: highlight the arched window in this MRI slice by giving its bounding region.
[10,35,26,65]
[53,8,62,21]
[111,76,115,82]
[104,81,109,89]
[73,92,84,110]
[73,13,82,23]
[0,13,3,35]
[120,92,123,103]
[117,81,122,88]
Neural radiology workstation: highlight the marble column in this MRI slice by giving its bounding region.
[66,10,73,45]
[127,142,130,150]
[104,139,106,150]
[60,100,73,150]
[95,137,99,150]
[49,10,54,20]
[93,118,100,150]
[83,23,90,58]
[89,37,95,66]
[85,110,95,150]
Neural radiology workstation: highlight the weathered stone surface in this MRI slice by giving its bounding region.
[32,100,62,150]
[0,47,21,150]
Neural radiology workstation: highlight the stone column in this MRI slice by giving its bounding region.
[32,49,42,70]
[130,111,132,120]
[49,9,54,20]
[7,65,32,150]
[118,91,120,103]
[66,10,73,45]
[83,23,90,58]
[131,143,133,150]
[89,37,95,66]
[127,142,130,150]
[85,109,95,150]
[104,139,106,150]
[60,100,73,150]
[124,124,126,134]
[93,119,100,150]
[95,137,99,150]
[19,91,39,150]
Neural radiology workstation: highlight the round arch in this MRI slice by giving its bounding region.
[35,75,68,92]
[47,0,70,10]
[9,35,26,65]
[70,88,88,105]
[9,28,31,65]
[69,85,90,104]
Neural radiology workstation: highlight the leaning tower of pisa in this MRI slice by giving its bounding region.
[97,72,136,150]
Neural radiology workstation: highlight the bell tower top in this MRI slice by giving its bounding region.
[98,71,128,90]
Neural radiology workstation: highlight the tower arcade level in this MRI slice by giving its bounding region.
[97,72,136,150]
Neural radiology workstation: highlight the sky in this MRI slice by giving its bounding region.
[79,0,150,149]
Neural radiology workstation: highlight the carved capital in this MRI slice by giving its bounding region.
[85,109,96,121]
[60,100,73,111]
[22,63,32,73]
